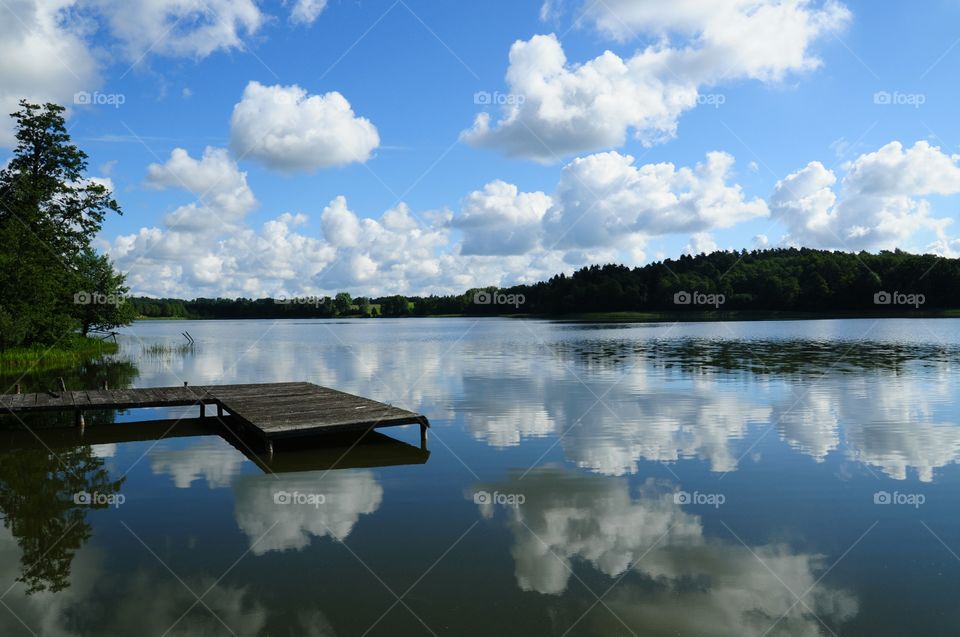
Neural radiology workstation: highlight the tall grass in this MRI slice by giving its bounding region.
[0,336,119,373]
[140,342,195,357]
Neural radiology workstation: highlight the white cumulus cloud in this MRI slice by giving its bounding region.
[0,0,100,146]
[90,0,264,59]
[462,34,699,160]
[584,0,849,82]
[230,81,380,172]
[145,146,258,231]
[465,1,849,160]
[771,141,960,250]
[454,180,552,256]
[544,150,768,250]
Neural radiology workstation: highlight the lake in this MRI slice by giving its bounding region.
[1,317,959,636]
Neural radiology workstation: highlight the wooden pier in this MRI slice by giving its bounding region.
[0,382,429,452]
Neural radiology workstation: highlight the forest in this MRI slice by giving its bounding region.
[128,248,956,319]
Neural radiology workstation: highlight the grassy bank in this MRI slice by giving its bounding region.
[0,335,120,373]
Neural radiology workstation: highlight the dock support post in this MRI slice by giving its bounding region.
[420,422,428,450]
[200,402,206,417]
[266,440,274,457]
[74,410,85,430]
[217,404,223,417]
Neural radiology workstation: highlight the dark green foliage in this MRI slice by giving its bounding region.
[333,292,352,314]
[379,295,411,316]
[355,296,371,316]
[0,101,130,348]
[72,248,136,336]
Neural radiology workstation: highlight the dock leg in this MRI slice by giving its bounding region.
[200,402,206,418]
[420,422,428,450]
[217,404,223,417]
[75,410,85,431]
[266,440,274,457]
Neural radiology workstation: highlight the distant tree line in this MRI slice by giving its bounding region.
[128,248,960,319]
[129,292,386,319]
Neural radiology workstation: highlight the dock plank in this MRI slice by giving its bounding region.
[240,407,421,427]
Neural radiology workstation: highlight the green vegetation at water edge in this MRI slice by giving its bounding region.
[0,335,119,373]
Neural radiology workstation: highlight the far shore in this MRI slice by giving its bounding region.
[129,309,960,323]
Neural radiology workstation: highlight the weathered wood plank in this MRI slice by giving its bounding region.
[34,392,74,409]
[0,394,26,410]
[223,397,393,414]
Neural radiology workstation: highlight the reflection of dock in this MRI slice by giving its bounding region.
[227,430,430,473]
[0,416,215,449]
[0,418,430,473]
[0,382,429,452]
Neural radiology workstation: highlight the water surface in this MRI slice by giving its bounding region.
[1,317,959,636]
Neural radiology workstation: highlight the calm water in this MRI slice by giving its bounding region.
[2,317,960,636]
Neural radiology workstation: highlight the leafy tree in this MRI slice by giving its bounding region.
[356,296,371,315]
[333,292,352,315]
[380,295,411,316]
[72,248,136,336]
[0,101,124,348]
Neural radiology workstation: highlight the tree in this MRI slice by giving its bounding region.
[355,296,371,316]
[380,295,411,316]
[0,101,125,348]
[72,248,136,336]
[333,292,352,315]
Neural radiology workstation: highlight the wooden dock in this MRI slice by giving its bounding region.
[0,382,429,452]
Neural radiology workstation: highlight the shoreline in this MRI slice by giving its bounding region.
[129,309,960,323]
[0,337,120,373]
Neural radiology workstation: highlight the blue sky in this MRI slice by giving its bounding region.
[3,0,960,298]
